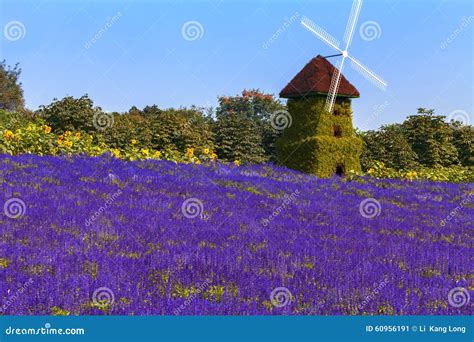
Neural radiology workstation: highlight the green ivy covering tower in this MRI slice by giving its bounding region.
[276,55,363,177]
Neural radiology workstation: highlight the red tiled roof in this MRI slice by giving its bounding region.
[280,55,360,98]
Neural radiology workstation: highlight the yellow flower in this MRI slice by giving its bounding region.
[75,132,81,139]
[140,148,150,156]
[111,149,121,158]
[211,153,218,160]
[186,148,194,157]
[64,131,72,137]
[44,126,51,134]
[57,139,63,146]
[195,160,201,165]
[154,151,161,158]
[64,141,73,148]
[203,148,210,155]
[3,130,14,140]
[234,160,240,166]
[131,139,137,145]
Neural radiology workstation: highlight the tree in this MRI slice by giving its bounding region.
[0,60,24,111]
[102,112,152,149]
[142,105,162,117]
[37,95,103,133]
[214,89,285,163]
[146,106,214,152]
[450,121,473,166]
[402,108,459,167]
[214,112,266,164]
[360,124,419,170]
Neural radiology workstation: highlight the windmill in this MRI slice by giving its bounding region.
[300,0,387,113]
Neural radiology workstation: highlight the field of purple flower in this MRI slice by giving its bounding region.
[1,154,472,315]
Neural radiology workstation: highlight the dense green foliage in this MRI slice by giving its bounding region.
[402,108,459,167]
[276,97,362,177]
[0,60,24,112]
[361,108,473,171]
[214,111,266,164]
[451,121,473,166]
[37,95,101,133]
[101,106,214,154]
[213,90,285,163]
[360,124,419,170]
[145,106,214,155]
[0,60,472,182]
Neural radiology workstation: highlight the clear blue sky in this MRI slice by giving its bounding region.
[1,0,472,130]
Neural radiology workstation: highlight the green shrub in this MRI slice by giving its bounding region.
[214,112,266,164]
[147,106,214,153]
[347,161,473,183]
[0,109,36,130]
[102,112,152,149]
[451,122,473,167]
[0,113,218,165]
[360,124,419,171]
[402,108,459,167]
[37,95,104,134]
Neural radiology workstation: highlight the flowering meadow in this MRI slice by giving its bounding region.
[0,154,472,315]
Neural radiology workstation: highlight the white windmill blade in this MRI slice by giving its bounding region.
[325,57,347,113]
[343,0,363,50]
[348,55,387,90]
[301,16,343,53]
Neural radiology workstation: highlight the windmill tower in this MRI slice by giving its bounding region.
[276,0,386,177]
[276,55,362,177]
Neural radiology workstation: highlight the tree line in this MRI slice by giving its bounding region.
[1,60,472,170]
